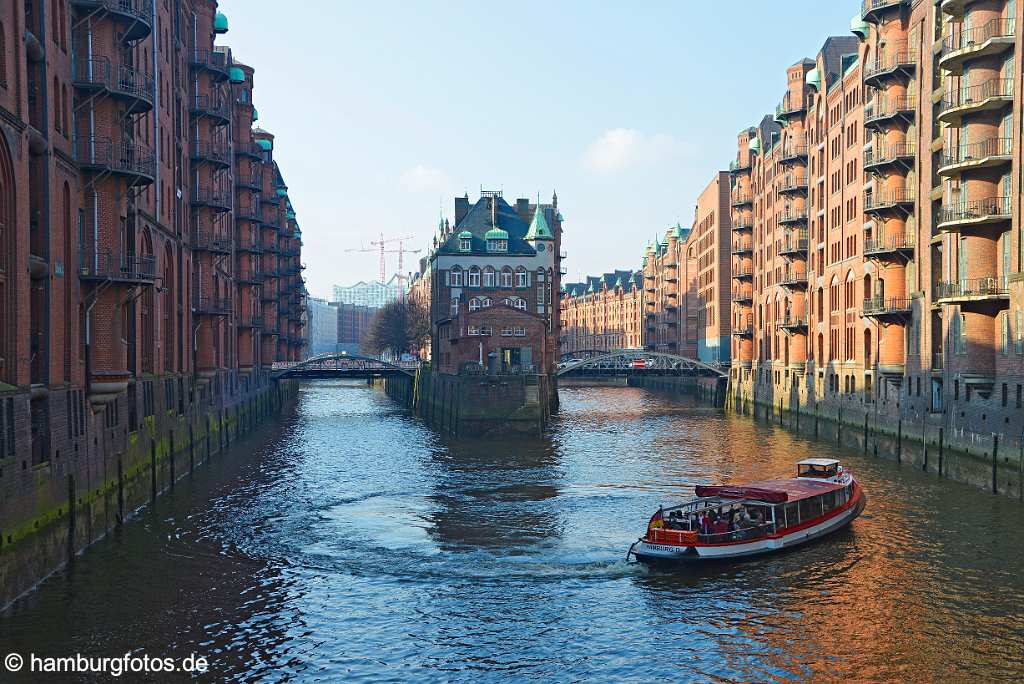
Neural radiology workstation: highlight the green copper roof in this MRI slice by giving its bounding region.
[458,230,473,238]
[484,228,508,239]
[671,222,686,239]
[287,210,296,220]
[214,12,229,34]
[748,137,762,154]
[805,68,821,91]
[850,15,869,40]
[256,139,272,151]
[525,205,553,240]
[276,188,288,198]
[229,66,245,83]
[252,107,258,122]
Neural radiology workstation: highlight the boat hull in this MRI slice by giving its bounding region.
[632,486,866,564]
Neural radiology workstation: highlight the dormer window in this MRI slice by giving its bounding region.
[460,237,471,251]
[484,228,508,252]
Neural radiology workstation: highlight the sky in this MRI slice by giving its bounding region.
[217,0,858,299]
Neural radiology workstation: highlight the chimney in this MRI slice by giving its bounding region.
[454,194,470,225]
[516,198,529,221]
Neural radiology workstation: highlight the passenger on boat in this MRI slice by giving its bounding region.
[712,517,729,537]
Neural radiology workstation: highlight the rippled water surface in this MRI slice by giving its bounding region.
[3,382,1024,682]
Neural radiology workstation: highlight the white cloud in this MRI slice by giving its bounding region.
[399,164,450,193]
[582,128,685,174]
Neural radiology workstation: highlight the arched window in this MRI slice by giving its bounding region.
[53,77,61,133]
[515,267,528,288]
[500,267,513,288]
[450,297,459,317]
[0,131,13,383]
[61,84,68,134]
[468,267,480,287]
[162,245,174,372]
[469,297,480,312]
[63,182,73,381]
[480,297,491,308]
[449,266,463,287]
[483,266,496,287]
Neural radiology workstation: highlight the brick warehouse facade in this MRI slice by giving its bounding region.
[560,0,1024,495]
[560,172,733,365]
[0,1,305,608]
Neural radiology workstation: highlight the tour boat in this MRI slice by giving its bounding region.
[627,458,866,563]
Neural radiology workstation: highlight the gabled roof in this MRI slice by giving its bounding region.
[525,204,554,240]
[436,195,539,256]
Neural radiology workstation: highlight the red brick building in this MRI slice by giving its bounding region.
[0,3,304,488]
[428,191,563,376]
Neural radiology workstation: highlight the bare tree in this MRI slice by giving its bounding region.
[363,298,429,357]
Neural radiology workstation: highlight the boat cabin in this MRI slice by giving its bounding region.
[796,458,840,479]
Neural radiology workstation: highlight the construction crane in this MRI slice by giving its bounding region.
[345,233,422,287]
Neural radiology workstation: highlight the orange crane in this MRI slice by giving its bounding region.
[346,233,422,286]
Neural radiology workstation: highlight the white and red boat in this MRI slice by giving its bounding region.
[628,458,866,563]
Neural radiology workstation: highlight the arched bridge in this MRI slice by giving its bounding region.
[272,353,418,380]
[557,350,727,378]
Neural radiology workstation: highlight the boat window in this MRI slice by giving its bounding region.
[798,497,817,523]
[784,501,799,527]
[798,462,838,478]
[822,490,837,512]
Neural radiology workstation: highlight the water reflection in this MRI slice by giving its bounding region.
[0,383,1021,682]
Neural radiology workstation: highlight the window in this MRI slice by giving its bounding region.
[468,267,480,287]
[483,267,496,287]
[514,326,526,336]
[450,297,459,316]
[459,237,471,251]
[1016,311,1023,354]
[501,269,513,287]
[1001,313,1010,355]
[487,238,507,252]
[480,297,491,308]
[450,268,463,287]
[501,326,514,337]
[516,268,528,287]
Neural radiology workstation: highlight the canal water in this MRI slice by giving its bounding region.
[2,382,1023,682]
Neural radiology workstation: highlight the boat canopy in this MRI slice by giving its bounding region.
[695,478,843,504]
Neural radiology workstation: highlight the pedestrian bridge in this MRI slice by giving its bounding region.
[272,353,418,380]
[556,350,727,378]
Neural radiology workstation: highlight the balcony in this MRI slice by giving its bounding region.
[731,240,753,255]
[935,277,1009,305]
[729,158,751,174]
[78,250,155,284]
[863,50,916,87]
[863,296,912,319]
[72,58,154,113]
[190,94,231,125]
[236,202,262,222]
[74,137,155,186]
[190,141,232,168]
[863,187,915,215]
[863,142,915,173]
[732,289,753,304]
[70,0,153,40]
[779,232,809,257]
[780,272,808,289]
[780,144,808,164]
[774,94,805,124]
[238,314,263,329]
[261,291,278,304]
[778,209,808,225]
[939,18,1015,74]
[236,142,264,160]
[237,235,264,253]
[864,234,914,260]
[194,295,233,316]
[732,216,753,231]
[938,138,1013,177]
[733,267,754,280]
[730,192,753,208]
[192,231,232,254]
[192,185,232,212]
[936,196,1011,233]
[732,323,754,337]
[236,172,262,191]
[236,270,263,285]
[861,0,908,24]
[778,175,807,195]
[778,314,808,333]
[864,97,916,129]
[939,78,1014,126]
[189,49,230,80]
